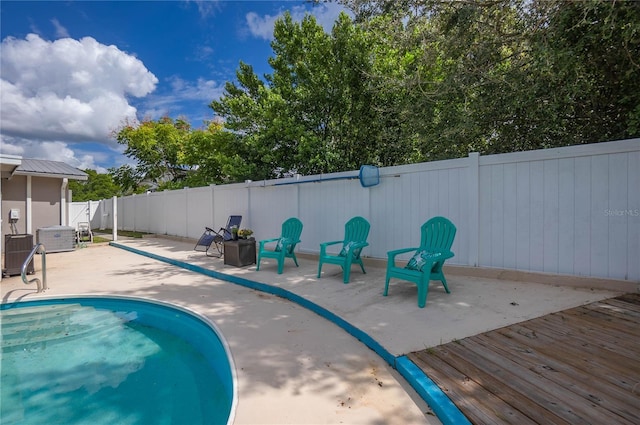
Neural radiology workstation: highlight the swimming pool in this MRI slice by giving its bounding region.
[0,296,236,425]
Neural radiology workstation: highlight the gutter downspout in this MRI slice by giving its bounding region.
[26,175,32,234]
[61,178,68,226]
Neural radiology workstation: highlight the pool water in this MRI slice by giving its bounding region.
[0,298,235,425]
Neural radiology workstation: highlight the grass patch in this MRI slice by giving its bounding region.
[92,235,111,243]
[94,229,150,238]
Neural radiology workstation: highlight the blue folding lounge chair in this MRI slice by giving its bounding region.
[194,215,242,257]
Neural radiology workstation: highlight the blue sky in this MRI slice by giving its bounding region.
[0,1,349,172]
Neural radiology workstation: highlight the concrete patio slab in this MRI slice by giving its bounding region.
[115,237,622,355]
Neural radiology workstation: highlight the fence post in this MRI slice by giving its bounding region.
[210,184,216,230]
[163,190,169,236]
[87,200,94,227]
[112,196,118,242]
[468,152,480,267]
[245,181,252,231]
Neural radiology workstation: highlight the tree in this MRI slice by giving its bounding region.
[114,116,192,188]
[108,164,150,195]
[269,12,383,172]
[113,116,250,190]
[532,0,640,144]
[332,0,640,156]
[210,62,292,180]
[212,12,391,176]
[182,120,254,186]
[69,169,121,201]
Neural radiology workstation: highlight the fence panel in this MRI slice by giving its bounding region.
[185,187,212,240]
[475,139,639,280]
[628,151,640,281]
[118,195,132,231]
[212,183,249,236]
[99,197,113,230]
[247,184,299,242]
[368,161,470,262]
[147,191,167,235]
[298,178,370,255]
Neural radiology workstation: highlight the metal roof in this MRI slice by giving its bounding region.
[12,158,88,180]
[0,154,22,178]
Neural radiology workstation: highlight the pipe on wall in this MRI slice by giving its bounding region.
[60,178,68,226]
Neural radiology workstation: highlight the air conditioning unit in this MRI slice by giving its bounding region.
[36,226,76,253]
[3,234,34,277]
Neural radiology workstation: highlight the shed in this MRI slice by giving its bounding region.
[1,155,88,274]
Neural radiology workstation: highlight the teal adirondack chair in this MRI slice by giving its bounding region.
[384,216,456,308]
[317,216,370,284]
[256,217,303,274]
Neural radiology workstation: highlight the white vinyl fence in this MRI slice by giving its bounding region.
[73,138,640,282]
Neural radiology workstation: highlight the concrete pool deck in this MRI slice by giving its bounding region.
[1,237,633,424]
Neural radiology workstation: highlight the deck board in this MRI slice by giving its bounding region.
[408,293,640,425]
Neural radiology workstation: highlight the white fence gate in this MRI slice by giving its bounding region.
[68,200,101,231]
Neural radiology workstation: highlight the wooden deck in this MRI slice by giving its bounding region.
[408,293,640,425]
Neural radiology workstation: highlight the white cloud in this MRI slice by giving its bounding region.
[194,45,215,61]
[309,3,354,31]
[135,76,224,122]
[188,0,223,18]
[169,76,224,102]
[246,11,279,40]
[34,141,93,170]
[51,18,70,38]
[0,33,158,171]
[246,3,352,41]
[0,34,158,146]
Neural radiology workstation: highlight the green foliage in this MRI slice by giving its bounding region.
[534,0,640,145]
[112,117,252,191]
[212,12,390,176]
[114,116,192,188]
[334,0,640,157]
[108,164,147,195]
[69,169,121,201]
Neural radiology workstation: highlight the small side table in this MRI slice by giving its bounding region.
[223,239,256,267]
